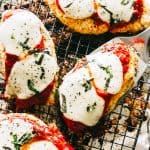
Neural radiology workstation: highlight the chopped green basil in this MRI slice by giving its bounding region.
[87,102,97,112]
[82,78,93,92]
[121,0,130,5]
[35,54,44,65]
[65,2,73,8]
[2,146,12,150]
[61,94,67,113]
[12,133,34,150]
[54,88,59,100]
[40,67,45,79]
[27,79,39,95]
[34,53,39,58]
[98,65,113,91]
[11,34,15,40]
[19,38,30,50]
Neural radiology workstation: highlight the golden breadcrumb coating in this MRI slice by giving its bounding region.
[44,0,150,34]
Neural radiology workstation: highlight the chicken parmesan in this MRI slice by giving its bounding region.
[59,39,139,131]
[0,113,73,150]
[44,0,150,34]
[0,9,59,109]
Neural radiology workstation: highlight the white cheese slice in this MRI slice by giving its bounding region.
[5,53,58,99]
[59,67,105,126]
[0,118,33,150]
[96,0,134,23]
[0,10,42,56]
[58,0,95,19]
[27,140,58,150]
[87,52,123,94]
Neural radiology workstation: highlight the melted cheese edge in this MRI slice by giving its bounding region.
[87,52,123,94]
[58,0,95,19]
[59,67,105,126]
[96,0,134,23]
[59,52,123,126]
[5,53,58,99]
[0,10,42,56]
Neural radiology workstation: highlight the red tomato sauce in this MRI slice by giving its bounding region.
[35,37,45,50]
[56,0,64,13]
[5,53,19,80]
[16,81,54,110]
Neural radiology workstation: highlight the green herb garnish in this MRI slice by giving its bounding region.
[27,79,39,95]
[98,65,113,91]
[65,2,73,8]
[40,67,45,79]
[34,53,39,58]
[82,78,93,92]
[12,133,34,150]
[19,38,30,50]
[54,88,59,100]
[121,0,130,5]
[11,34,15,40]
[61,94,67,113]
[35,54,44,65]
[87,102,97,112]
[2,146,11,150]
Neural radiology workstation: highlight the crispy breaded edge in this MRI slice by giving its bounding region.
[105,48,138,115]
[44,0,150,34]
[43,0,109,34]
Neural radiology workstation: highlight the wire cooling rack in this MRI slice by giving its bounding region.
[0,0,149,149]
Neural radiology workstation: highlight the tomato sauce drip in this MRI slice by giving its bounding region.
[94,87,112,112]
[10,117,74,150]
[64,117,86,133]
[5,53,19,81]
[35,37,45,50]
[133,0,143,20]
[16,81,54,110]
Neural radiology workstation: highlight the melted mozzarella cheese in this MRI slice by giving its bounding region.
[58,0,95,19]
[0,118,33,150]
[59,67,105,126]
[0,10,42,56]
[27,140,58,150]
[96,0,134,23]
[87,52,123,94]
[5,53,58,99]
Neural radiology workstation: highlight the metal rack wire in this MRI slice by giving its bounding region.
[0,0,149,149]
